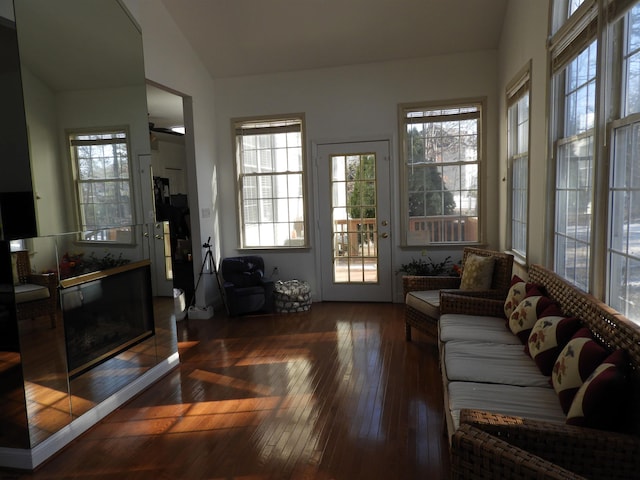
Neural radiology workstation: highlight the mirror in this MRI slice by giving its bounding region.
[0,0,178,453]
[0,2,36,240]
[14,0,149,238]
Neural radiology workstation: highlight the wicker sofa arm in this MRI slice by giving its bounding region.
[402,275,461,297]
[460,409,640,480]
[439,292,506,318]
[451,423,584,480]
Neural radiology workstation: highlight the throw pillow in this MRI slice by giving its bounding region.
[459,254,495,291]
[551,328,609,413]
[566,349,628,430]
[503,275,535,318]
[527,312,582,375]
[508,288,561,343]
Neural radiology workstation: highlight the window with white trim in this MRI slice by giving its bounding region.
[549,0,640,324]
[400,100,483,246]
[507,69,530,260]
[608,3,640,322]
[553,40,597,291]
[234,115,307,249]
[68,130,134,243]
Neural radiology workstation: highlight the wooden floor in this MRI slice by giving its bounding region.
[9,302,450,480]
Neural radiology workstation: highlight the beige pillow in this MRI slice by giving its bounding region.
[459,254,495,290]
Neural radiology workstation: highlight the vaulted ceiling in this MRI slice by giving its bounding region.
[161,0,509,79]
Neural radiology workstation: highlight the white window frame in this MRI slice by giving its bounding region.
[549,0,599,291]
[68,128,135,244]
[506,64,531,262]
[606,2,640,323]
[399,98,485,246]
[548,0,640,325]
[233,114,308,249]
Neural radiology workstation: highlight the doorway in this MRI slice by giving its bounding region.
[316,140,392,302]
[145,83,194,301]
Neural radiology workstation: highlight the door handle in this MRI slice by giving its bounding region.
[379,232,389,239]
[154,234,162,240]
[381,220,388,226]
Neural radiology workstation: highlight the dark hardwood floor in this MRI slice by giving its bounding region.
[8,301,450,480]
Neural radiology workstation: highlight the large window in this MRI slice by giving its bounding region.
[608,3,640,322]
[68,130,133,243]
[551,23,597,291]
[507,68,530,260]
[400,100,483,246]
[549,0,640,324]
[234,115,307,249]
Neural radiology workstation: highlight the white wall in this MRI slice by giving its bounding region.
[125,0,219,308]
[151,138,187,194]
[21,69,67,237]
[215,51,500,302]
[497,0,550,276]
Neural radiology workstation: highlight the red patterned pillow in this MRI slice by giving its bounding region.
[566,350,628,430]
[503,275,527,318]
[527,312,581,375]
[508,288,561,344]
[551,328,609,413]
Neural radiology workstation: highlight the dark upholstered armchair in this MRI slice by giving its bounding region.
[221,256,274,316]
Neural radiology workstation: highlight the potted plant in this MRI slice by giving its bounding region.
[396,256,455,276]
[398,255,462,297]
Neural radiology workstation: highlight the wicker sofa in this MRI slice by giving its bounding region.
[403,247,514,340]
[444,264,640,479]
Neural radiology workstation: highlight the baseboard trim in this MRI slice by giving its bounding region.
[0,352,180,471]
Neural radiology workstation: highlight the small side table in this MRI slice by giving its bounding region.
[273,280,311,313]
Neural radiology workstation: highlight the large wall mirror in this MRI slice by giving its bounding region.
[14,0,150,240]
[0,0,178,455]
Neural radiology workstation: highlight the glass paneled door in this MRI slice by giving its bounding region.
[317,141,392,301]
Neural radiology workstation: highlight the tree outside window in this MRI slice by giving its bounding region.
[400,102,482,245]
[69,130,134,243]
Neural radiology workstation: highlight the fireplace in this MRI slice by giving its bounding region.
[60,261,155,378]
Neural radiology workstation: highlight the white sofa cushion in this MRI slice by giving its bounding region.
[14,283,50,304]
[448,381,566,430]
[405,289,440,319]
[443,340,552,388]
[439,314,521,345]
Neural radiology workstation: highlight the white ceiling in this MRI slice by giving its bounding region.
[160,0,509,79]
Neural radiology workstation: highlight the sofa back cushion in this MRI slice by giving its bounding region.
[221,256,265,287]
[459,254,495,290]
[566,349,629,431]
[552,328,609,413]
[527,314,582,376]
[503,275,541,318]
[508,288,560,343]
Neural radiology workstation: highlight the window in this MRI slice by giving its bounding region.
[551,0,594,35]
[68,130,134,243]
[608,3,640,322]
[9,240,25,252]
[507,68,531,260]
[553,41,598,291]
[548,0,640,323]
[400,100,483,246]
[234,115,307,249]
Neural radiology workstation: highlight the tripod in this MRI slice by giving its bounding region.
[189,237,227,314]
